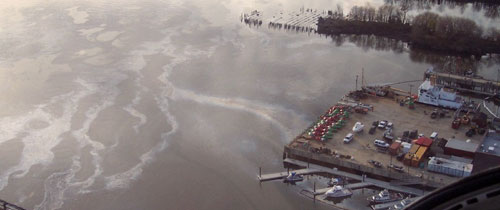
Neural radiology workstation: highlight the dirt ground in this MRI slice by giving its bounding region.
[293,95,482,185]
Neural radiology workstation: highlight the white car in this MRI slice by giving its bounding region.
[352,122,364,133]
[430,132,438,139]
[344,133,354,143]
[378,120,387,129]
[386,122,393,129]
[374,139,390,148]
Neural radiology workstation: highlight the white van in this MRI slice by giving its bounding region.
[374,139,390,148]
[344,133,354,143]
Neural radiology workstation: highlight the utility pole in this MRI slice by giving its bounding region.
[356,75,359,91]
[362,68,365,88]
[409,84,414,96]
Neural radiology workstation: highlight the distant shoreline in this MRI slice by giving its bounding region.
[317,17,500,56]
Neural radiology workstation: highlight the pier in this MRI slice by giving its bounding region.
[284,158,426,196]
[370,196,420,210]
[258,168,320,181]
[425,70,500,96]
[312,182,374,195]
[0,199,24,210]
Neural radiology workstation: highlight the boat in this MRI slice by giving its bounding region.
[327,177,345,187]
[283,172,303,182]
[352,122,364,132]
[367,189,404,204]
[417,71,464,109]
[325,185,353,198]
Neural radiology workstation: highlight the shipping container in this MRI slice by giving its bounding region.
[427,157,472,177]
[412,146,428,167]
[404,144,420,166]
[389,140,402,155]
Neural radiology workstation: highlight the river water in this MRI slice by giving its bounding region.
[0,0,499,209]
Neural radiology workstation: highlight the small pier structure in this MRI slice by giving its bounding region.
[258,168,320,181]
[283,158,426,196]
[311,182,374,195]
[425,70,500,96]
[268,8,327,32]
[0,199,25,210]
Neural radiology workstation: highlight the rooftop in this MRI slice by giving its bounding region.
[477,130,500,156]
[445,139,479,153]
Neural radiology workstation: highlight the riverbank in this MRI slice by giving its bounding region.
[317,17,500,56]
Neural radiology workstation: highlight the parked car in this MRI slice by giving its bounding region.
[374,139,390,148]
[344,133,354,143]
[386,122,393,129]
[378,120,387,129]
[388,164,405,173]
[368,160,383,168]
[430,132,438,139]
[369,125,377,135]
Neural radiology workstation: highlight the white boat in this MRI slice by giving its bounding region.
[417,70,464,109]
[325,185,353,198]
[283,172,303,182]
[327,177,345,187]
[368,189,403,204]
[352,122,364,133]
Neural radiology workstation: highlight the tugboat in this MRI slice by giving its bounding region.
[368,189,403,204]
[417,72,464,110]
[325,185,353,198]
[283,172,303,183]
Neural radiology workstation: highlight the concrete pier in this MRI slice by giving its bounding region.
[284,158,426,196]
[258,168,320,181]
[312,182,374,195]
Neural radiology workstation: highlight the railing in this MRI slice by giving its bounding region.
[0,199,25,210]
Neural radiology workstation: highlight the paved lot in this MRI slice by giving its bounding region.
[292,95,481,185]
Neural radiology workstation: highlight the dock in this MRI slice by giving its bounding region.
[312,182,374,195]
[258,168,320,181]
[370,196,420,210]
[0,199,25,210]
[425,70,500,96]
[284,158,426,196]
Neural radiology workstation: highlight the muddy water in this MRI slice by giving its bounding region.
[0,0,498,209]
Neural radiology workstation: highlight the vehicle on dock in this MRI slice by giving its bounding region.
[352,122,364,133]
[388,164,405,173]
[368,189,404,204]
[368,160,383,168]
[374,139,390,148]
[386,122,393,129]
[378,120,388,129]
[283,172,303,182]
[325,185,353,198]
[344,133,354,143]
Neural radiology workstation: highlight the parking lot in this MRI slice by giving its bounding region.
[300,95,482,184]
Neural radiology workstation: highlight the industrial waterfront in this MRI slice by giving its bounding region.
[1,0,500,209]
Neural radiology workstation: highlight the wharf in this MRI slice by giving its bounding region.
[284,158,426,196]
[370,196,420,210]
[312,182,373,195]
[0,199,24,210]
[425,70,500,96]
[258,168,320,181]
[285,92,483,189]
